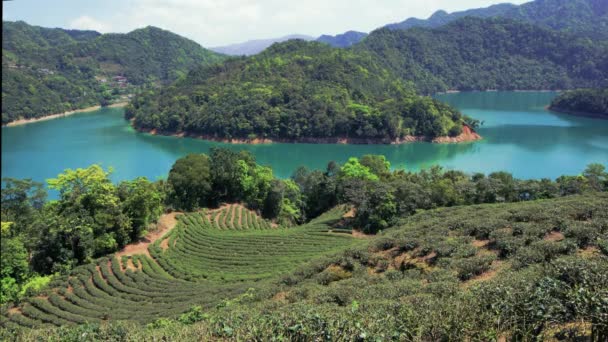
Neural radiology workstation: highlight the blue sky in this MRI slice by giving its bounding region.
[3,0,528,47]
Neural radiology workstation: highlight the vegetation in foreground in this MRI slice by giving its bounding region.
[2,192,607,341]
[1,149,607,340]
[550,88,608,118]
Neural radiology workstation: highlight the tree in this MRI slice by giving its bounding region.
[168,154,213,210]
[118,178,165,240]
[339,157,379,181]
[583,163,607,191]
[1,178,46,234]
[359,155,391,179]
[356,183,397,234]
[1,222,30,303]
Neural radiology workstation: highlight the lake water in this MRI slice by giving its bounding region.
[2,92,607,189]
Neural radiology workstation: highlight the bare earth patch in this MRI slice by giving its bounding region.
[115,212,182,258]
[544,231,565,242]
[273,291,288,302]
[472,239,490,248]
[352,229,373,239]
[8,307,22,315]
[126,258,140,271]
[464,260,507,287]
[343,207,356,218]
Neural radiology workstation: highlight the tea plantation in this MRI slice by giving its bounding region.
[0,205,358,329]
[2,195,607,340]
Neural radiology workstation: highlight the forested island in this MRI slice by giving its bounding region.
[2,22,225,125]
[126,40,480,143]
[549,88,608,118]
[2,150,607,340]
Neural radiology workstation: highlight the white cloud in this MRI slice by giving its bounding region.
[64,0,530,47]
[68,15,109,32]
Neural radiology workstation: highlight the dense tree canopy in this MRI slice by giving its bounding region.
[358,17,608,94]
[549,88,608,117]
[127,40,471,141]
[2,22,226,124]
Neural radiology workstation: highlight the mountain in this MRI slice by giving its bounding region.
[386,0,608,40]
[127,40,475,142]
[357,17,608,94]
[210,34,315,56]
[317,31,368,48]
[2,22,226,124]
[2,20,101,52]
[386,3,516,30]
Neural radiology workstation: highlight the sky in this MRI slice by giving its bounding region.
[2,0,529,47]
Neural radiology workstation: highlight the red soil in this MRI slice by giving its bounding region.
[115,212,181,258]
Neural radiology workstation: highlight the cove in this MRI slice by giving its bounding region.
[2,91,607,188]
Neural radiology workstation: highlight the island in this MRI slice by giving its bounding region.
[127,40,481,144]
[549,88,608,119]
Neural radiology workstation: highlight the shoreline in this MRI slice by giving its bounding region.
[547,106,607,120]
[136,125,482,145]
[435,89,561,95]
[4,102,129,127]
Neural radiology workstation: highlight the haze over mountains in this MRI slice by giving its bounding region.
[224,0,607,53]
[210,34,314,56]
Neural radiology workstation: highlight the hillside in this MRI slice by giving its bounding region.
[127,40,477,143]
[210,34,315,56]
[549,88,608,118]
[386,0,608,40]
[387,3,516,31]
[2,22,226,125]
[2,192,606,340]
[357,17,608,94]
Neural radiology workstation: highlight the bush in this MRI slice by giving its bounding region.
[451,255,496,281]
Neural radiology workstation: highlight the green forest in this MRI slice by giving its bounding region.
[550,88,608,117]
[127,17,608,140]
[1,151,607,340]
[2,22,226,124]
[126,40,475,141]
[359,17,608,94]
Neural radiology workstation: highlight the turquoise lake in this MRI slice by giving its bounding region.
[2,91,607,187]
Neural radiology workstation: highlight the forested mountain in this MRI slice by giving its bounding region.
[2,21,100,52]
[317,31,368,48]
[127,40,476,142]
[357,17,608,93]
[210,34,315,56]
[549,88,608,117]
[386,3,516,31]
[333,0,608,48]
[2,21,226,124]
[386,0,608,40]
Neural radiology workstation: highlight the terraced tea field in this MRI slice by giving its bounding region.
[0,205,357,329]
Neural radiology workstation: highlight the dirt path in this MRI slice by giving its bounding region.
[115,212,181,258]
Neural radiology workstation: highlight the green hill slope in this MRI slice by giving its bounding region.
[359,17,608,93]
[2,22,226,124]
[127,40,475,142]
[387,0,608,41]
[0,205,358,328]
[2,193,606,340]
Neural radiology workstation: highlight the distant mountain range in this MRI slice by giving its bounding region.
[316,31,368,48]
[210,35,314,56]
[323,0,608,48]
